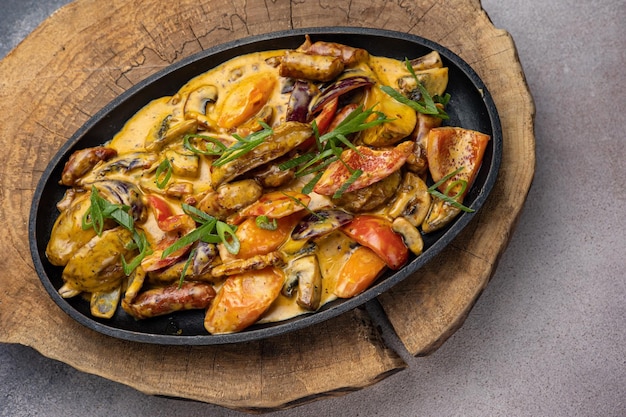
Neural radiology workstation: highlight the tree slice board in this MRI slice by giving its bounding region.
[0,0,534,410]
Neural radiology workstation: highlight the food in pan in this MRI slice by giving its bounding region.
[45,35,490,334]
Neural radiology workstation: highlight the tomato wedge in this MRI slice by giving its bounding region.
[312,96,338,135]
[334,246,387,298]
[426,127,490,199]
[313,141,413,196]
[146,195,174,229]
[233,214,301,259]
[204,267,284,334]
[341,215,408,270]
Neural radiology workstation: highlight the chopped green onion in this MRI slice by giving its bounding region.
[217,221,240,254]
[428,167,465,191]
[162,220,216,258]
[283,105,392,193]
[256,215,278,230]
[444,180,468,199]
[212,122,273,167]
[178,247,197,288]
[161,204,240,258]
[122,231,153,275]
[155,158,172,189]
[278,153,315,170]
[301,171,324,195]
[182,203,216,224]
[183,134,227,156]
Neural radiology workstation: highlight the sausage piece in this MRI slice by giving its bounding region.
[279,51,344,82]
[297,35,369,66]
[122,281,216,319]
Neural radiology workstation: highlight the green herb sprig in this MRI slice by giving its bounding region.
[81,185,134,236]
[162,204,240,258]
[212,122,274,167]
[183,133,227,156]
[81,186,153,275]
[164,204,240,287]
[122,230,153,275]
[381,58,450,119]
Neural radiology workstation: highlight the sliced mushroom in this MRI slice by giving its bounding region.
[292,209,354,240]
[184,85,218,117]
[386,172,431,227]
[145,117,198,152]
[282,254,322,311]
[164,149,199,178]
[294,255,322,311]
[216,179,263,211]
[410,51,443,71]
[90,285,122,319]
[397,67,449,98]
[421,197,461,233]
[392,217,424,256]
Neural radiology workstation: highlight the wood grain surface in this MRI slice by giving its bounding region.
[0,0,534,410]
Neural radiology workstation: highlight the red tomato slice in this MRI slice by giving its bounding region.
[239,191,311,219]
[146,195,174,228]
[342,215,408,270]
[426,127,490,199]
[313,97,339,135]
[295,97,339,152]
[313,141,414,196]
[204,267,284,334]
[326,103,359,132]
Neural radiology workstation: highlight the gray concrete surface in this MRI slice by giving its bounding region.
[1,1,625,416]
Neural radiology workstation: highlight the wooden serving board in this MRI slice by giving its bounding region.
[0,0,534,411]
